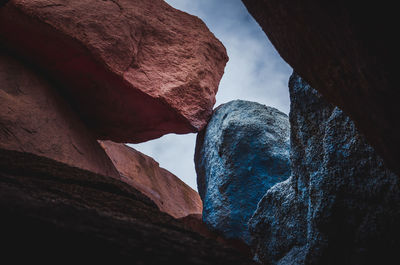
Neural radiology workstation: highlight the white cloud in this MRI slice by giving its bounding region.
[130,0,292,191]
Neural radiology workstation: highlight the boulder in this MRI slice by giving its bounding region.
[0,50,120,179]
[99,140,202,218]
[249,73,400,265]
[195,100,291,244]
[0,0,228,143]
[241,0,399,175]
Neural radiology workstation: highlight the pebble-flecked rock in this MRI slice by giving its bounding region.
[195,100,291,244]
[249,73,400,265]
[0,0,228,143]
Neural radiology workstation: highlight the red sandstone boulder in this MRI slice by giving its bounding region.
[99,140,202,218]
[0,51,120,179]
[0,0,228,143]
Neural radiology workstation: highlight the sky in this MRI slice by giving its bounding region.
[130,0,292,191]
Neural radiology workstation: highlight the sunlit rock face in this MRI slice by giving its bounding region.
[0,0,228,143]
[0,50,120,179]
[241,0,399,176]
[195,100,291,244]
[249,73,400,265]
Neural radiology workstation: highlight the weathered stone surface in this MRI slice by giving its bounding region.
[241,0,399,175]
[99,140,202,218]
[195,100,291,244]
[0,148,257,264]
[0,50,120,179]
[0,0,228,143]
[249,73,400,265]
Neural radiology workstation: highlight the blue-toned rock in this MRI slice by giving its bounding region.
[194,100,291,244]
[249,73,400,265]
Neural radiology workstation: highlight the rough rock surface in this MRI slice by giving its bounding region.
[0,0,228,143]
[99,140,202,218]
[195,100,291,244]
[241,0,399,175]
[0,148,257,264]
[249,73,400,265]
[0,50,120,179]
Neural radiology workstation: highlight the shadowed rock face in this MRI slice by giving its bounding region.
[195,100,291,244]
[241,0,399,176]
[0,148,257,265]
[99,140,202,219]
[0,0,228,143]
[0,1,9,7]
[0,50,120,179]
[179,213,252,257]
[249,73,400,265]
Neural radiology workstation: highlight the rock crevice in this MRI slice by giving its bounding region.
[249,73,400,265]
[195,100,291,244]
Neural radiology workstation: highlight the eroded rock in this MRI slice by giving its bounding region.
[0,50,120,179]
[99,140,202,218]
[0,0,228,143]
[195,100,291,244]
[249,73,400,265]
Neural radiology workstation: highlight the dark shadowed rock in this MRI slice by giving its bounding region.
[0,50,120,179]
[195,100,291,244]
[0,0,228,143]
[99,140,202,218]
[179,213,252,257]
[249,73,400,265]
[241,0,399,176]
[0,148,257,265]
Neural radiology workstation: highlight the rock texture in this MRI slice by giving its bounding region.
[0,44,253,265]
[195,100,291,244]
[0,148,257,264]
[0,50,120,179]
[99,140,202,219]
[241,0,399,176]
[0,0,228,143]
[249,73,400,265]
[179,214,251,256]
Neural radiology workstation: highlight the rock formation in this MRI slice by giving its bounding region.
[0,50,120,179]
[0,0,228,143]
[0,148,257,264]
[249,73,400,265]
[0,47,254,265]
[195,100,291,244]
[179,213,251,256]
[241,0,399,176]
[99,140,202,218]
[0,1,262,264]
